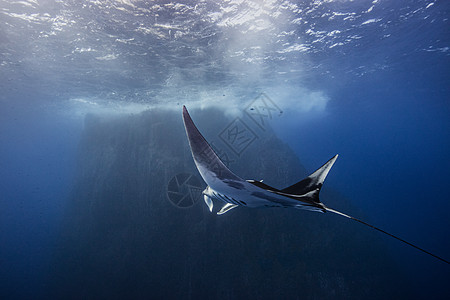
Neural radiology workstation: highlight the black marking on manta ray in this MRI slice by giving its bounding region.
[213,191,236,205]
[182,105,450,265]
[249,191,316,208]
[246,180,281,192]
[221,193,232,203]
[223,179,245,190]
[223,194,236,203]
[249,191,286,203]
[212,192,224,202]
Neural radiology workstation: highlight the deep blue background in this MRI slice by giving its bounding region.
[0,102,81,298]
[0,0,449,299]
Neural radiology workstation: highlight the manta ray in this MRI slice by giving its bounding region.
[182,105,449,264]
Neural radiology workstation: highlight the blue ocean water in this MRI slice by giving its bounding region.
[0,0,449,299]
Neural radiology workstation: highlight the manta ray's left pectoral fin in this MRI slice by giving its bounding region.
[217,203,238,215]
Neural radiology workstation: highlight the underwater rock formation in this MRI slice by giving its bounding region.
[50,108,407,299]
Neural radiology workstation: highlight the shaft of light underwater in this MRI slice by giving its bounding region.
[326,208,450,265]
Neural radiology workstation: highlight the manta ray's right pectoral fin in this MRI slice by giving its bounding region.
[217,203,238,215]
[203,194,214,212]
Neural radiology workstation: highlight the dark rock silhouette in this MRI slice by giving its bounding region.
[50,107,408,299]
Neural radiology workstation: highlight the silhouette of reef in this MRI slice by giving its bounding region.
[50,107,409,299]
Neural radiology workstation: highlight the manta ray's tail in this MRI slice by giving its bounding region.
[284,155,449,264]
[281,154,338,204]
[326,207,450,265]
